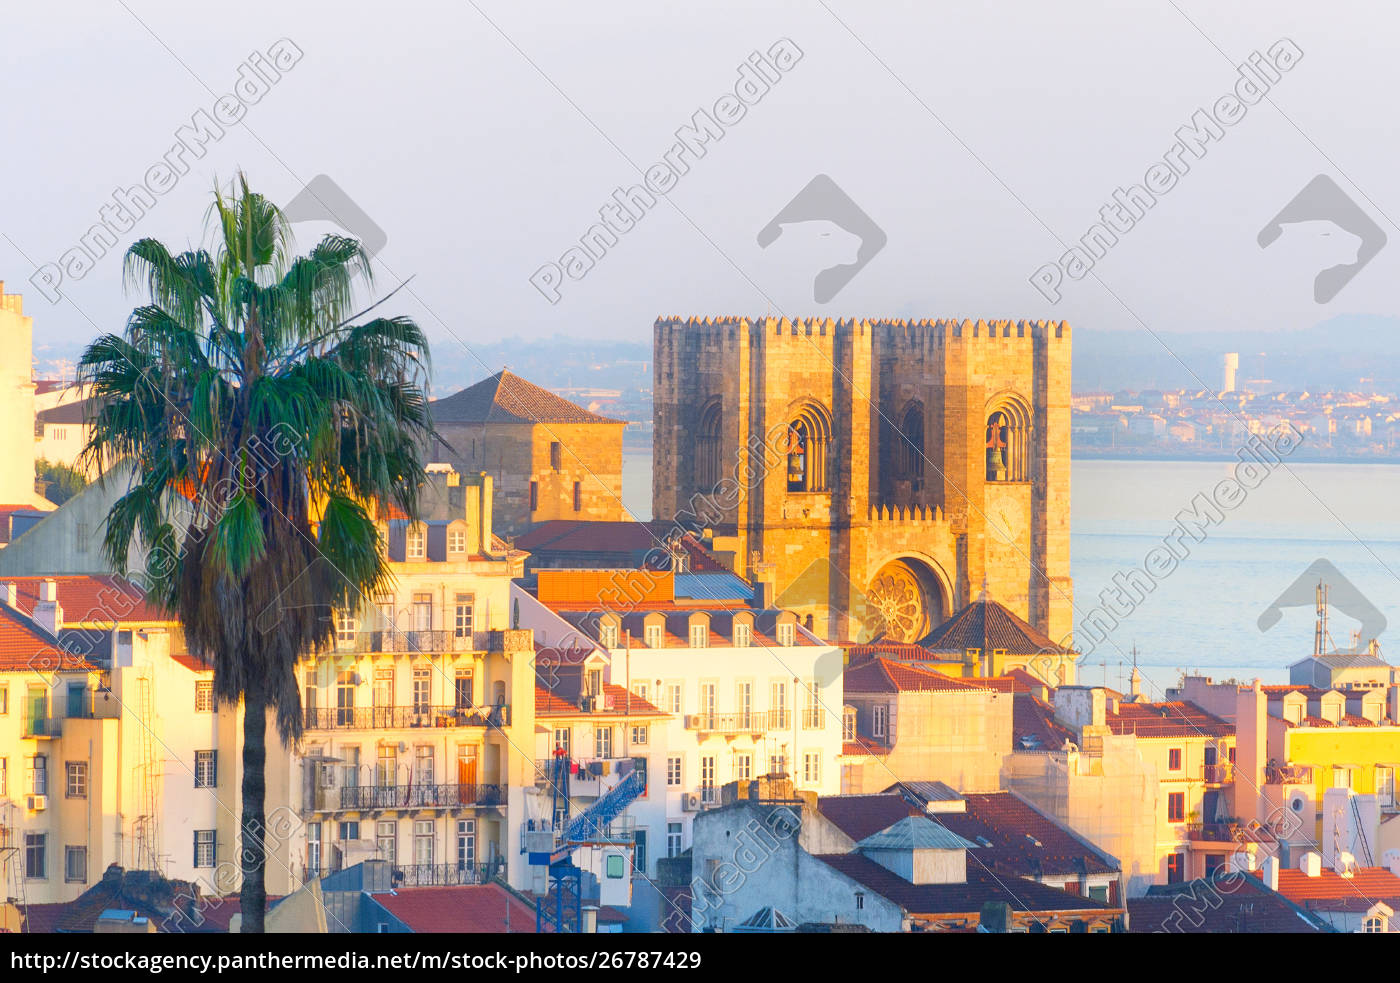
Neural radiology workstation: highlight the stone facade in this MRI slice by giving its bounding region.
[653,316,1073,645]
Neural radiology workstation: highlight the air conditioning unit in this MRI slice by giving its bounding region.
[681,793,701,812]
[27,795,48,812]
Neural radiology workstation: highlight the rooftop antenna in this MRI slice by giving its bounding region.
[1314,581,1329,657]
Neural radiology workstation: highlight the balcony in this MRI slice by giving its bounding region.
[386,862,502,887]
[1265,764,1314,785]
[308,782,506,813]
[687,712,771,735]
[304,704,509,731]
[1186,822,1275,845]
[802,709,825,731]
[1203,762,1233,784]
[331,629,475,655]
[23,717,61,739]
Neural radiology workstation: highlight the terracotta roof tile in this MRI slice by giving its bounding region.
[3,575,170,624]
[1272,867,1400,905]
[369,884,537,933]
[844,658,989,694]
[431,370,623,425]
[1129,876,1330,932]
[920,597,1071,655]
[1106,701,1233,739]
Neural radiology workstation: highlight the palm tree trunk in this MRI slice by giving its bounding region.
[239,674,268,933]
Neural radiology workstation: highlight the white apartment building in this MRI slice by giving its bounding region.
[514,568,844,881]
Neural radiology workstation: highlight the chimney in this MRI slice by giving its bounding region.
[751,581,773,609]
[1261,855,1279,891]
[1299,852,1322,877]
[34,579,62,635]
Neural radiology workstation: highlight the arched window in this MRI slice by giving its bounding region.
[786,403,832,492]
[985,397,1032,482]
[897,402,924,493]
[696,401,723,492]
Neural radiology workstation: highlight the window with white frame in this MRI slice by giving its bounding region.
[843,707,856,741]
[25,833,46,879]
[412,666,432,712]
[1378,766,1395,807]
[457,819,476,870]
[65,845,87,884]
[65,761,86,799]
[631,725,648,745]
[195,750,217,789]
[600,622,619,648]
[0,684,7,714]
[770,681,788,728]
[804,751,821,785]
[195,679,214,712]
[769,753,786,776]
[667,683,682,715]
[735,753,752,781]
[407,525,425,559]
[338,821,360,841]
[700,756,716,801]
[306,822,322,876]
[1334,766,1355,790]
[454,594,474,640]
[631,681,650,703]
[448,527,467,554]
[0,758,6,797]
[376,821,396,863]
[335,612,357,643]
[193,830,216,868]
[554,727,571,755]
[414,820,434,866]
[872,704,888,739]
[645,624,663,648]
[667,822,683,858]
[28,755,47,795]
[733,622,751,647]
[689,623,708,648]
[667,756,682,787]
[595,725,612,759]
[776,623,795,646]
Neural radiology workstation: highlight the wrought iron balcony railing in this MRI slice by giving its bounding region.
[331,629,476,655]
[304,704,509,731]
[306,782,506,812]
[1265,764,1314,785]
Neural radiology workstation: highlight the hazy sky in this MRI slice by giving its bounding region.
[3,0,1397,384]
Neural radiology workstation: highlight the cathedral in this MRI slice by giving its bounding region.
[653,315,1072,651]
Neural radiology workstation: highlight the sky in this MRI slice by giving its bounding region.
[3,0,1398,385]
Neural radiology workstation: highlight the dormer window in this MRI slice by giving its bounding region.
[733,622,752,648]
[645,624,663,648]
[843,706,856,741]
[599,622,619,648]
[689,623,708,648]
[776,623,795,647]
[406,525,426,560]
[448,526,467,555]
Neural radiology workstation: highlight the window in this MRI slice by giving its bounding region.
[667,822,683,858]
[407,525,425,559]
[376,821,396,863]
[1166,853,1185,884]
[700,756,716,802]
[25,833,46,879]
[1204,854,1225,878]
[456,820,476,871]
[855,891,865,910]
[373,668,393,709]
[631,681,650,703]
[667,683,682,715]
[529,481,539,511]
[195,680,214,713]
[306,823,322,876]
[194,830,216,868]
[872,705,888,739]
[733,622,751,647]
[894,402,925,492]
[696,401,723,491]
[454,594,475,640]
[195,750,217,789]
[645,624,663,648]
[606,854,625,879]
[784,406,831,492]
[342,747,360,789]
[412,666,431,712]
[803,680,822,729]
[414,746,434,785]
[843,707,856,741]
[0,684,7,714]
[573,481,582,512]
[28,755,47,795]
[337,670,357,725]
[634,829,648,873]
[1168,748,1182,772]
[414,820,434,866]
[700,682,716,721]
[803,751,821,785]
[985,399,1031,482]
[1334,767,1355,790]
[770,681,788,729]
[338,821,360,841]
[1167,792,1185,823]
[596,726,613,759]
[335,612,357,643]
[631,725,649,745]
[455,669,474,709]
[550,441,562,470]
[600,622,619,648]
[554,727,571,756]
[412,593,433,632]
[1364,915,1386,933]
[448,528,467,554]
[769,753,786,777]
[667,756,682,787]
[689,622,708,648]
[0,758,6,797]
[65,845,87,884]
[735,753,752,781]
[1378,767,1395,807]
[377,745,397,787]
[65,761,87,799]
[635,757,649,794]
[776,623,795,646]
[735,681,753,728]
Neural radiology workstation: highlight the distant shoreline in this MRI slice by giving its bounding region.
[1073,448,1400,466]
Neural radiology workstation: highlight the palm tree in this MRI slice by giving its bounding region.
[78,175,432,932]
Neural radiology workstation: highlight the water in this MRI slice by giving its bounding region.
[621,449,1400,697]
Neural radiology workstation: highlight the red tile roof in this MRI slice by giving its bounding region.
[3,575,170,624]
[841,737,889,758]
[172,654,214,673]
[818,794,922,841]
[1106,701,1233,739]
[1128,876,1329,933]
[940,792,1118,878]
[431,370,623,425]
[369,884,537,933]
[1272,867,1400,906]
[533,682,667,719]
[921,597,1071,654]
[844,658,990,694]
[844,641,935,663]
[0,605,96,672]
